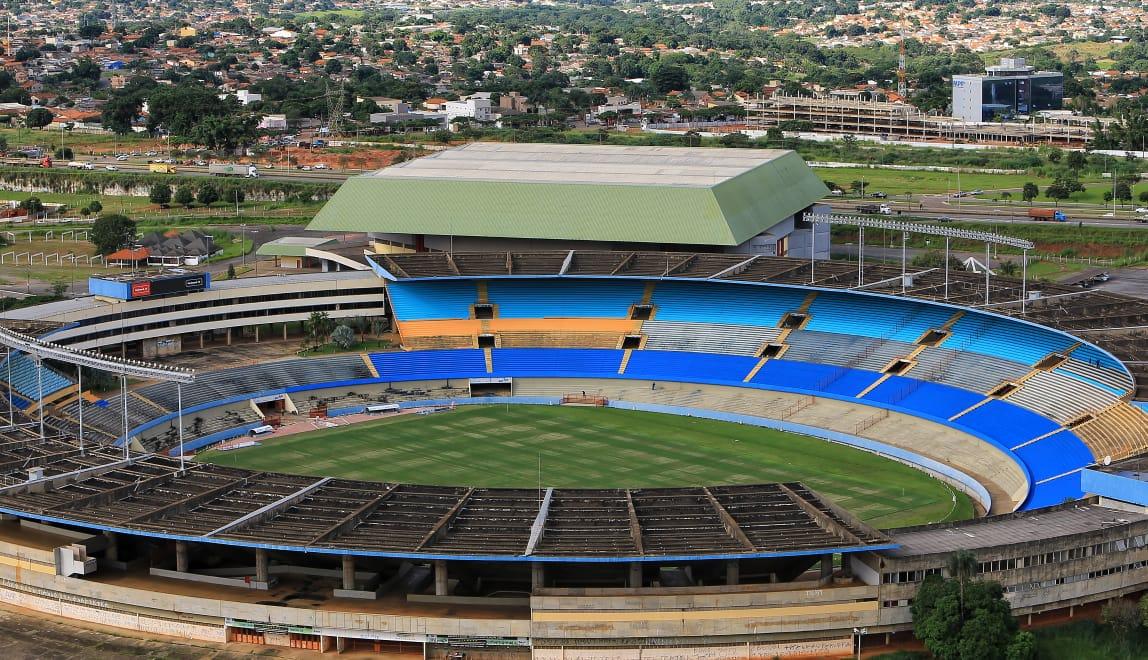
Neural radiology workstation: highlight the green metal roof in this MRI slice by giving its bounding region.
[307,148,828,246]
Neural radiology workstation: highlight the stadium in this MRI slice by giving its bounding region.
[2,145,1148,658]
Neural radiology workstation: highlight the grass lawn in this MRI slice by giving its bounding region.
[815,167,1062,198]
[1032,619,1148,660]
[198,405,973,528]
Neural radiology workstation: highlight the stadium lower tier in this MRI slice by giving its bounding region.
[42,347,1126,512]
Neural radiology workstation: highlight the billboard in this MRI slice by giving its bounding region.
[128,273,209,299]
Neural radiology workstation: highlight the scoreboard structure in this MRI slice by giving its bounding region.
[89,271,211,301]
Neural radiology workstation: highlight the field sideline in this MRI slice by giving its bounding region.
[198,405,974,528]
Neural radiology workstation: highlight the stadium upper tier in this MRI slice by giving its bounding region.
[383,276,1133,388]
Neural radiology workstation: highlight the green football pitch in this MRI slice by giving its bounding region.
[198,405,974,528]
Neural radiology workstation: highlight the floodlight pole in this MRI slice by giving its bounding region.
[944,237,950,300]
[900,232,907,294]
[1021,248,1028,313]
[5,347,13,427]
[35,356,44,440]
[177,382,185,474]
[809,225,816,284]
[121,373,130,461]
[857,226,864,286]
[77,366,84,456]
[984,242,991,305]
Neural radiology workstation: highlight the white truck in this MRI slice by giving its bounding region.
[67,161,94,170]
[209,163,259,178]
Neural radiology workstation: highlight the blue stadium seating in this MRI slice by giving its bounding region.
[1024,472,1086,509]
[650,282,808,327]
[0,352,72,400]
[946,314,1075,366]
[624,350,759,383]
[370,350,487,380]
[386,280,476,321]
[487,279,646,318]
[804,296,953,343]
[954,399,1061,448]
[1014,430,1094,482]
[862,377,985,420]
[492,349,623,376]
[750,360,881,397]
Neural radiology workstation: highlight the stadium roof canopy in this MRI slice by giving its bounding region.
[307,143,829,246]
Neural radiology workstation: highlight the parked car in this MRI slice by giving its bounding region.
[1134,207,1148,214]
[103,165,118,171]
[870,191,888,198]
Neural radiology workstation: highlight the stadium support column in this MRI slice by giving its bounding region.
[104,531,118,563]
[532,562,545,591]
[342,555,355,591]
[255,548,269,584]
[726,560,739,586]
[175,541,188,572]
[821,554,833,581]
[434,560,448,596]
[226,328,232,346]
[628,562,642,588]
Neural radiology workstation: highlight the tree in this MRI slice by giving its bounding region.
[51,281,68,299]
[54,147,73,160]
[173,184,195,208]
[331,324,356,350]
[227,263,237,280]
[1140,191,1148,204]
[949,548,978,611]
[651,63,689,94]
[1115,181,1133,206]
[1000,191,1012,204]
[998,260,1019,277]
[19,197,44,217]
[1102,598,1140,648]
[1021,182,1040,204]
[1065,150,1087,171]
[149,184,172,207]
[87,200,101,214]
[89,214,136,254]
[307,311,335,345]
[1045,174,1083,206]
[850,180,864,197]
[196,182,220,206]
[1005,630,1036,660]
[841,133,858,151]
[25,107,53,129]
[912,561,1021,660]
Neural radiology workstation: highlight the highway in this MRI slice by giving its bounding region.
[825,196,1148,229]
[38,158,352,184]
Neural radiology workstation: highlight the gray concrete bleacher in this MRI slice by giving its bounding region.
[641,321,780,356]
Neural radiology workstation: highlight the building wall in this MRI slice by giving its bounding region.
[27,276,388,351]
[870,515,1148,628]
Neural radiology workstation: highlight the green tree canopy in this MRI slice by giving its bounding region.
[911,551,1025,660]
[90,214,136,255]
[149,183,172,207]
[25,107,53,129]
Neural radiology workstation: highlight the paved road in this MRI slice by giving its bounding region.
[57,159,351,183]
